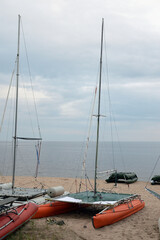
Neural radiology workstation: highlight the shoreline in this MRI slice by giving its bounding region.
[1,176,160,239]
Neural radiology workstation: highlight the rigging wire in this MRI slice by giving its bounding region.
[103,27,116,171]
[0,16,42,187]
[20,18,42,140]
[73,63,100,193]
[21,18,42,178]
[0,59,17,133]
[79,85,98,188]
[0,60,17,176]
[75,18,128,192]
[20,74,36,137]
[103,26,126,172]
[145,154,160,188]
[73,84,97,192]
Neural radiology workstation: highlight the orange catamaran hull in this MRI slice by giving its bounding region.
[32,201,80,219]
[92,199,145,228]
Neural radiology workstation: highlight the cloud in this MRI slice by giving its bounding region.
[1,0,160,141]
[60,99,85,118]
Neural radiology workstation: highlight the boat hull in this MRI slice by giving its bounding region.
[32,201,80,219]
[92,199,145,228]
[106,172,138,184]
[0,202,38,239]
[151,175,160,185]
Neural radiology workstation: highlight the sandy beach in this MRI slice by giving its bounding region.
[1,176,160,240]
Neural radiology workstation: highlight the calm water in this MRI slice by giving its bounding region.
[0,141,160,181]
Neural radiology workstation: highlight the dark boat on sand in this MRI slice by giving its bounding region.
[106,172,138,184]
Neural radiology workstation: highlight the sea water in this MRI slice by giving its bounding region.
[0,141,160,182]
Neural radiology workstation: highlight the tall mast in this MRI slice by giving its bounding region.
[94,18,104,196]
[12,15,21,193]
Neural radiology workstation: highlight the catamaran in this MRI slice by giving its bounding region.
[53,18,145,228]
[0,15,45,201]
[0,15,82,221]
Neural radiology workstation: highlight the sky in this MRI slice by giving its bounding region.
[0,0,160,141]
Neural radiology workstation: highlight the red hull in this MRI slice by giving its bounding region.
[0,202,38,239]
[92,199,145,228]
[32,201,80,219]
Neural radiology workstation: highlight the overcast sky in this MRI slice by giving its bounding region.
[0,0,160,141]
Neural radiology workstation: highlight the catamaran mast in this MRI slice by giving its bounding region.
[94,18,104,196]
[12,15,21,193]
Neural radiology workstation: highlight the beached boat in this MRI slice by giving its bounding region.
[54,18,145,227]
[151,175,160,185]
[92,198,145,228]
[0,17,74,218]
[0,201,38,239]
[0,15,74,221]
[0,15,45,201]
[106,172,138,184]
